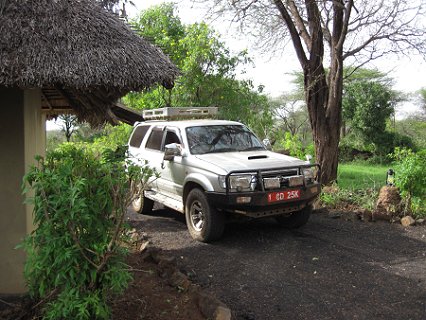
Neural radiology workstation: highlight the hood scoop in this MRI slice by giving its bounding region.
[248,155,268,160]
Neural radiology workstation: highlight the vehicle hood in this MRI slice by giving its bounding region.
[195,150,307,173]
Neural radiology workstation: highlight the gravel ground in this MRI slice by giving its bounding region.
[127,207,426,320]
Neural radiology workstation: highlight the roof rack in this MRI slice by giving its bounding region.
[143,107,218,120]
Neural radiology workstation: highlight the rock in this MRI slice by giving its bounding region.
[376,186,401,215]
[401,216,416,227]
[197,291,228,320]
[157,255,177,278]
[416,219,425,226]
[214,305,232,320]
[141,247,161,262]
[128,229,147,243]
[138,240,149,252]
[168,271,193,292]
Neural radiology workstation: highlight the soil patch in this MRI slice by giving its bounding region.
[111,253,204,320]
[0,253,205,320]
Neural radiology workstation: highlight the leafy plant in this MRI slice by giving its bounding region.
[275,132,314,160]
[20,143,152,319]
[320,185,378,211]
[392,148,426,217]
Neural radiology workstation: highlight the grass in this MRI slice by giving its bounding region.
[320,162,390,211]
[337,162,389,191]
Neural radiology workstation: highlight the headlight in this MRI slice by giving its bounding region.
[220,174,257,191]
[302,168,315,180]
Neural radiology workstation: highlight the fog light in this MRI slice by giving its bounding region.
[288,175,304,187]
[236,196,251,204]
[264,177,280,189]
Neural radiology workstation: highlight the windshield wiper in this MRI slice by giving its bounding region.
[204,148,238,154]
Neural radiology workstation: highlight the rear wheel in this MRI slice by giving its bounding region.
[275,205,312,229]
[185,188,224,242]
[131,182,154,214]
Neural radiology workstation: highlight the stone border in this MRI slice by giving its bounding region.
[140,247,232,320]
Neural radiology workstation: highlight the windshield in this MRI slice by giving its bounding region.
[186,125,265,155]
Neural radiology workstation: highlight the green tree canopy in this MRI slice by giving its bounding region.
[343,81,396,140]
[125,3,273,137]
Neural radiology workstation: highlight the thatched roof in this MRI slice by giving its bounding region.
[0,0,179,125]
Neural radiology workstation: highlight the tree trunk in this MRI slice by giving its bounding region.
[304,58,342,185]
[273,0,344,185]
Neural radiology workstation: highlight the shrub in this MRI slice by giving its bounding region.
[339,131,415,164]
[90,124,133,152]
[21,144,151,319]
[392,148,426,217]
[276,132,314,160]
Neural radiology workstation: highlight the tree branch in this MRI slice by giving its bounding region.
[286,0,312,51]
[273,0,308,68]
[336,0,353,51]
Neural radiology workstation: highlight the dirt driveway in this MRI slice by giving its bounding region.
[128,208,426,320]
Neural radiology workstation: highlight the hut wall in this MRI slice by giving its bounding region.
[0,88,45,294]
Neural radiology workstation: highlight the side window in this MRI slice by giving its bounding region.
[129,125,150,148]
[146,127,164,151]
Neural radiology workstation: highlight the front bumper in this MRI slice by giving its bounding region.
[206,182,320,218]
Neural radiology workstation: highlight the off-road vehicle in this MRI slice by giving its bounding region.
[127,107,320,242]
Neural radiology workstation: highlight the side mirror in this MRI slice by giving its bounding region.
[263,138,272,151]
[164,143,182,161]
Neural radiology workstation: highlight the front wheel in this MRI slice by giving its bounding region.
[131,182,154,214]
[185,188,224,242]
[275,205,312,229]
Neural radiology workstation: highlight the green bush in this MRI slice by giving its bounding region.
[276,132,314,160]
[21,143,150,319]
[392,148,426,217]
[90,124,133,152]
[339,131,415,164]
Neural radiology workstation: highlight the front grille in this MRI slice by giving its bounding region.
[261,169,300,189]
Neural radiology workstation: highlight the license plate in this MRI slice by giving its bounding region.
[267,190,301,203]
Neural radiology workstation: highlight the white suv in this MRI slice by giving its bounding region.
[127,109,320,242]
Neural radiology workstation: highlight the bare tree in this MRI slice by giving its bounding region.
[195,0,426,183]
[272,93,309,136]
[59,114,78,142]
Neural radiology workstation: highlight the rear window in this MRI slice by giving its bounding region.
[129,125,150,148]
[146,127,164,150]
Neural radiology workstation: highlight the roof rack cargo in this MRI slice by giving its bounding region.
[143,107,218,120]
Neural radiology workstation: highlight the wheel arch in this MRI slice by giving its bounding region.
[183,173,215,202]
[183,181,204,204]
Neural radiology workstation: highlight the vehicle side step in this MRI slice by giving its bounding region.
[145,190,184,213]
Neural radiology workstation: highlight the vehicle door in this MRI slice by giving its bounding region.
[141,125,166,192]
[160,127,186,201]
